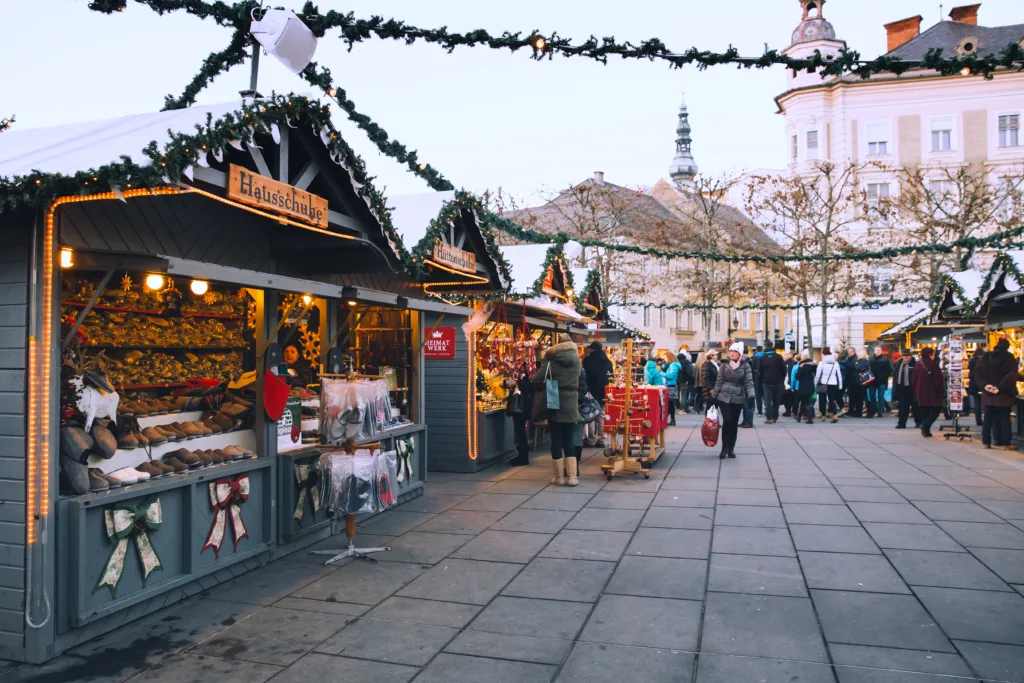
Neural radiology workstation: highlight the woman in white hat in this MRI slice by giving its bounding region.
[711,342,756,459]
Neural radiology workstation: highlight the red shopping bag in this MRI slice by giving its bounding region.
[701,405,720,447]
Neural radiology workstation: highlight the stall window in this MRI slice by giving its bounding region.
[338,305,416,424]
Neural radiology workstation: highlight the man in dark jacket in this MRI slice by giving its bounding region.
[966,348,984,426]
[973,338,1021,449]
[867,346,894,417]
[581,341,613,448]
[751,346,765,416]
[758,343,786,424]
[677,351,694,414]
[913,347,945,437]
[892,348,918,429]
[846,349,868,417]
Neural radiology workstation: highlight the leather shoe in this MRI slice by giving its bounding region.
[163,456,189,473]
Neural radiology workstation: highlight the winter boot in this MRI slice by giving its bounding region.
[565,457,579,486]
[551,458,566,485]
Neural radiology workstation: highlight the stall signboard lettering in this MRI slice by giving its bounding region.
[433,243,477,274]
[948,334,964,412]
[228,164,329,229]
[424,326,457,359]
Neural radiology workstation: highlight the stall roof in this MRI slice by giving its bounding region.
[499,244,562,297]
[879,308,931,339]
[950,269,985,306]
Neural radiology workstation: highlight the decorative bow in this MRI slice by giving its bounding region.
[95,495,163,598]
[201,474,249,558]
[293,458,321,523]
[396,437,414,484]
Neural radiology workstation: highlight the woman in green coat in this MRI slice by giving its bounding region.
[532,334,582,486]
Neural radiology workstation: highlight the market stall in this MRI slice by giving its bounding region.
[0,96,475,662]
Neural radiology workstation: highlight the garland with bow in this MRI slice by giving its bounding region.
[95,495,163,598]
[293,458,321,523]
[202,473,250,557]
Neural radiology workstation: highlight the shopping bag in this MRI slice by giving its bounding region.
[545,363,560,412]
[701,405,720,447]
[579,392,601,424]
[858,368,875,386]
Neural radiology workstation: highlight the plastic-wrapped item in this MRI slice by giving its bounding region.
[320,378,392,444]
[376,450,398,509]
[319,450,378,515]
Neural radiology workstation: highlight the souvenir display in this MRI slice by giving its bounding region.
[321,377,392,443]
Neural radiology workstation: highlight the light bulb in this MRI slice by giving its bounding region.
[302,294,312,305]
[145,274,165,291]
[59,247,73,269]
[347,300,358,307]
[960,67,971,76]
[534,37,546,50]
[190,280,209,296]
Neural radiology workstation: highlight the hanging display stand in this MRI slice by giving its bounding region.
[600,339,666,480]
[940,334,972,442]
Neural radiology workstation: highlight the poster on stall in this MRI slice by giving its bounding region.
[277,397,303,451]
[948,334,964,412]
[424,327,457,359]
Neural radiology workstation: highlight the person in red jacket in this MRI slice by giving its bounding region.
[912,347,945,437]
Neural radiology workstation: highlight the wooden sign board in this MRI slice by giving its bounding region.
[433,242,477,274]
[227,164,329,229]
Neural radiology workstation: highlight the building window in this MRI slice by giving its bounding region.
[784,314,791,332]
[675,310,683,329]
[741,311,749,329]
[931,118,953,152]
[866,182,890,205]
[870,266,892,296]
[772,313,779,334]
[867,123,889,156]
[806,130,819,160]
[755,312,763,332]
[999,114,1020,148]
[643,306,650,327]
[791,135,798,163]
[686,310,694,330]
[659,308,666,329]
[714,313,721,332]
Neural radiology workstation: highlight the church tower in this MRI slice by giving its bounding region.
[783,0,847,90]
[669,92,698,186]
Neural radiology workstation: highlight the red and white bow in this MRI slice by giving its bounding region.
[201,474,250,557]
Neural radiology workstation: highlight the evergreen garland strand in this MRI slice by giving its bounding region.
[608,296,934,311]
[0,116,13,134]
[162,27,252,110]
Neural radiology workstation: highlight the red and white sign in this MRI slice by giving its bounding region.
[424,326,457,359]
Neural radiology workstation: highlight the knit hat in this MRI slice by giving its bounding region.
[729,342,744,354]
[588,341,603,351]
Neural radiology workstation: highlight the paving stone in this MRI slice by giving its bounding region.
[586,491,656,509]
[912,501,1004,523]
[490,508,576,534]
[607,556,707,600]
[272,597,370,617]
[540,529,632,561]
[811,590,954,652]
[641,505,714,530]
[890,484,970,503]
[695,653,836,683]
[979,500,1024,520]
[291,561,425,605]
[833,667,975,683]
[799,551,910,594]
[790,524,881,554]
[777,487,844,504]
[579,594,702,650]
[884,549,1011,591]
[708,553,808,597]
[445,630,571,665]
[835,485,906,503]
[556,642,694,683]
[702,592,828,662]
[955,485,1024,502]
[357,510,437,536]
[519,491,594,512]
[426,480,499,495]
[955,640,1024,683]
[783,502,860,526]
[485,479,550,495]
[601,477,663,493]
[565,507,645,532]
[542,479,606,494]
[829,476,888,487]
[718,477,776,489]
[413,509,507,535]
[626,527,711,559]
[202,562,333,606]
[191,606,355,666]
[123,654,281,683]
[829,644,973,677]
[315,617,457,665]
[367,597,480,628]
[660,477,718,491]
[412,653,557,683]
[712,526,795,557]
[502,558,615,602]
[375,531,470,565]
[452,492,532,512]
[450,530,553,563]
[863,523,964,552]
[715,489,779,507]
[969,547,1024,584]
[914,585,1024,645]
[652,489,717,508]
[284,534,392,565]
[469,596,592,639]
[771,474,833,488]
[935,520,1024,549]
[397,558,522,605]
[394,494,470,513]
[714,505,786,528]
[848,502,933,525]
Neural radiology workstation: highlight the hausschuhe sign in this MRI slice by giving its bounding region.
[228,164,329,229]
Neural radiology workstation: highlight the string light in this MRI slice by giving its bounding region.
[59,247,73,269]
[302,294,313,305]
[533,36,546,51]
[145,274,165,291]
[346,300,358,306]
[960,66,972,76]
[190,279,209,295]
[466,332,477,460]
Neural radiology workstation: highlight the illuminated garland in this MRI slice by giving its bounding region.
[609,295,935,311]
[607,315,651,341]
[0,116,13,134]
[576,268,603,313]
[974,251,1024,316]
[163,27,251,110]
[408,190,512,282]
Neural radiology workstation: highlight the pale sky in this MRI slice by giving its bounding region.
[3,0,1022,204]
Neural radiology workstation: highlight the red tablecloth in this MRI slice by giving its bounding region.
[604,385,668,438]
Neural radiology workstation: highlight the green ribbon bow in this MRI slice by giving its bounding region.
[397,437,415,484]
[293,459,321,523]
[95,495,163,598]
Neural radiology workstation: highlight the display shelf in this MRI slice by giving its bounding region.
[87,428,257,473]
[83,344,245,351]
[113,382,188,391]
[62,300,245,320]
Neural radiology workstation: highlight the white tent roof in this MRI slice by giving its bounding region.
[499,244,557,296]
[0,100,258,177]
[523,297,589,323]
[999,250,1024,292]
[950,269,985,306]
[387,191,456,249]
[880,309,930,338]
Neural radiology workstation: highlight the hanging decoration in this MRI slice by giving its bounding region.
[202,474,250,557]
[396,436,415,483]
[293,458,321,523]
[120,273,132,292]
[95,495,163,598]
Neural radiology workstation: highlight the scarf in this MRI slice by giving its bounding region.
[898,359,912,386]
[729,360,740,370]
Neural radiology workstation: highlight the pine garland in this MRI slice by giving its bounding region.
[609,296,934,311]
[0,116,13,134]
[163,27,251,110]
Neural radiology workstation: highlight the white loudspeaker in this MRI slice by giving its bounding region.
[251,9,318,74]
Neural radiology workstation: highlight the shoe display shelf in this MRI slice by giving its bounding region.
[56,454,273,631]
[277,422,427,547]
[86,410,257,475]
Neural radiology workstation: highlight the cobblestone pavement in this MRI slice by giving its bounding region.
[7,414,1024,682]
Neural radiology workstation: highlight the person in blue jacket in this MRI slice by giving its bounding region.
[644,357,665,386]
[663,356,682,425]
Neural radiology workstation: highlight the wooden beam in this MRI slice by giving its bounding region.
[292,159,319,190]
[193,166,227,187]
[247,142,273,178]
[278,126,289,182]
[328,209,365,233]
